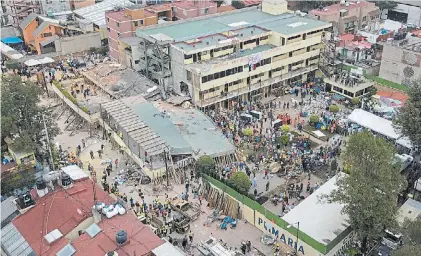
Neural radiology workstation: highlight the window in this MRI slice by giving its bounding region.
[281,37,285,46]
[260,36,269,41]
[289,52,292,57]
[238,66,243,73]
[362,16,367,22]
[214,72,220,79]
[134,21,138,26]
[204,8,209,14]
[140,20,144,25]
[202,76,208,83]
[184,54,192,59]
[106,17,109,22]
[116,22,120,27]
[43,32,52,37]
[135,60,140,64]
[107,27,110,32]
[46,0,52,3]
[220,71,225,78]
[117,33,121,38]
[287,35,301,41]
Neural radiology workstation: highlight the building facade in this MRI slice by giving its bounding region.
[39,0,71,15]
[106,0,217,68]
[309,0,380,35]
[3,0,41,27]
[379,37,421,86]
[136,1,331,109]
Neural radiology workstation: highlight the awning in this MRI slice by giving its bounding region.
[24,59,41,67]
[39,35,59,47]
[1,37,23,44]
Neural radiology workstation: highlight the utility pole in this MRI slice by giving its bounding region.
[42,114,55,172]
[163,149,169,187]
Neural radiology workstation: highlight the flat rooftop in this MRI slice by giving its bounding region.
[83,62,160,100]
[154,102,236,157]
[137,8,329,49]
[282,173,350,246]
[325,77,374,94]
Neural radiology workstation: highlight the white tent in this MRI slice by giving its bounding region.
[348,109,400,139]
[38,57,55,64]
[24,59,41,67]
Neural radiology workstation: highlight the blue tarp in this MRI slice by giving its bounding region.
[2,37,23,44]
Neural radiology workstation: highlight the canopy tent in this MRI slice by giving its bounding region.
[396,137,412,149]
[1,37,23,44]
[347,109,400,139]
[0,42,23,60]
[24,57,55,67]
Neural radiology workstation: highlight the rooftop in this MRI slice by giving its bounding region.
[282,173,350,246]
[310,0,375,15]
[72,212,164,256]
[217,5,236,13]
[105,9,156,22]
[154,101,236,157]
[137,8,330,48]
[397,198,421,225]
[12,179,113,256]
[1,196,19,224]
[123,98,193,155]
[82,63,160,99]
[347,109,400,139]
[74,0,134,26]
[1,223,35,256]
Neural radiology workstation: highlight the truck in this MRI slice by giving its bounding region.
[171,197,201,221]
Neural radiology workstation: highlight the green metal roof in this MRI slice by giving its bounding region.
[137,9,329,43]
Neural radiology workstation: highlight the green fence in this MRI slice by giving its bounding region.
[203,174,328,254]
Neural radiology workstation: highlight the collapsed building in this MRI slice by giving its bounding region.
[100,95,236,181]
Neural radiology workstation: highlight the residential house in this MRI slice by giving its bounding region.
[5,0,41,27]
[19,14,101,55]
[38,0,71,16]
[309,0,381,35]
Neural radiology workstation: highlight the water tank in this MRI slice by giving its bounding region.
[116,230,127,245]
[36,178,46,190]
[61,173,72,187]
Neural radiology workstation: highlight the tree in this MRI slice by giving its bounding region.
[351,97,360,106]
[294,1,338,12]
[1,75,60,152]
[325,131,406,252]
[309,114,320,125]
[214,0,223,7]
[196,155,216,176]
[279,135,289,146]
[393,245,421,256]
[329,104,340,113]
[394,79,421,156]
[280,124,290,133]
[370,1,398,13]
[242,128,253,136]
[231,0,245,9]
[228,172,251,194]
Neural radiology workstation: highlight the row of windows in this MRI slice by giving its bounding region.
[307,29,323,36]
[288,34,301,40]
[202,65,244,83]
[272,66,285,72]
[106,17,144,27]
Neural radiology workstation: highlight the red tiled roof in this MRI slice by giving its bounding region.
[12,179,113,256]
[339,33,355,41]
[242,0,260,7]
[72,212,164,256]
[377,91,408,102]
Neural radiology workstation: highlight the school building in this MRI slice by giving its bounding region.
[135,0,332,109]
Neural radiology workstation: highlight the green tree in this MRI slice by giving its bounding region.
[370,1,397,13]
[228,172,251,194]
[295,1,338,12]
[231,0,245,9]
[242,128,253,136]
[279,135,289,146]
[329,104,340,113]
[280,124,290,133]
[1,75,60,152]
[196,155,216,176]
[309,114,320,124]
[351,97,360,106]
[393,245,421,256]
[325,131,406,252]
[394,79,421,155]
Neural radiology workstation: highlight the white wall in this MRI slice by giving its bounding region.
[55,32,101,55]
[382,3,421,27]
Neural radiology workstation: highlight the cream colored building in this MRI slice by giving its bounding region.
[136,0,332,109]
